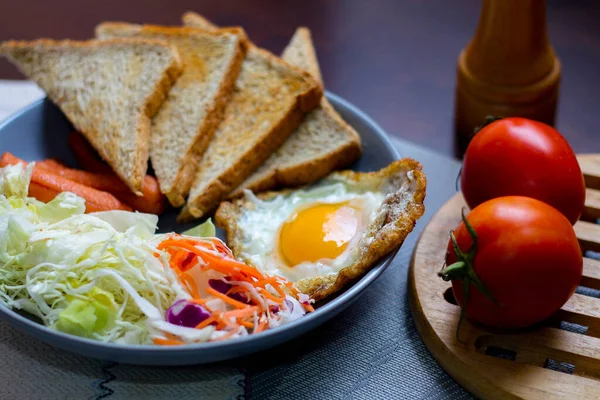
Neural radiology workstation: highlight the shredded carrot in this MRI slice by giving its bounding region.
[239,320,254,329]
[285,282,302,298]
[178,237,233,257]
[153,338,185,346]
[202,263,256,282]
[158,239,205,254]
[189,298,208,306]
[227,286,248,295]
[215,321,228,330]
[303,303,315,312]
[258,288,284,304]
[206,286,248,309]
[264,279,287,300]
[254,318,269,334]
[169,251,188,270]
[159,239,264,280]
[213,313,237,329]
[211,239,233,257]
[251,277,288,300]
[195,316,217,329]
[152,235,315,344]
[199,250,265,280]
[284,281,297,289]
[179,252,197,272]
[176,270,200,299]
[253,277,278,287]
[221,306,259,319]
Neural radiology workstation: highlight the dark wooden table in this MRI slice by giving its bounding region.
[1,0,599,157]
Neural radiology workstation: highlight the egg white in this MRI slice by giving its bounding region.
[236,182,385,282]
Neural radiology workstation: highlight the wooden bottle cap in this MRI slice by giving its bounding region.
[454,0,561,150]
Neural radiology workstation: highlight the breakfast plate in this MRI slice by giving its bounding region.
[0,92,402,365]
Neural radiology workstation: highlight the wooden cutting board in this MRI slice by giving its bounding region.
[408,154,600,399]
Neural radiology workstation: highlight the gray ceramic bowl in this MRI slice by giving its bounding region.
[0,92,400,365]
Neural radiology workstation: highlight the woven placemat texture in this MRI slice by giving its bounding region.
[0,322,245,399]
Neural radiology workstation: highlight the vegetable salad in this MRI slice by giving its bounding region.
[0,164,311,345]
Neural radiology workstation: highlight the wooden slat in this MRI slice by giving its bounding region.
[582,257,600,289]
[464,346,600,399]
[575,220,600,253]
[582,188,600,222]
[558,294,600,334]
[476,328,600,380]
[563,294,600,319]
[467,352,600,399]
[578,154,600,191]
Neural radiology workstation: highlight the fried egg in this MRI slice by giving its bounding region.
[215,159,426,301]
[232,183,384,282]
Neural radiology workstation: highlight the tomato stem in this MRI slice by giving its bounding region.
[438,261,465,281]
[438,209,500,342]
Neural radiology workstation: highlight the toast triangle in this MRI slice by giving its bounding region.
[0,38,182,194]
[229,27,362,196]
[183,14,361,198]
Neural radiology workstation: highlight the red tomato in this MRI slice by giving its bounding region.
[461,118,585,224]
[443,196,582,329]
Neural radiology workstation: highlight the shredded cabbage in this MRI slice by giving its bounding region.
[55,287,118,337]
[0,165,188,344]
[0,165,309,345]
[0,162,32,198]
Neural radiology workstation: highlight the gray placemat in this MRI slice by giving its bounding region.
[0,116,470,399]
[0,325,244,399]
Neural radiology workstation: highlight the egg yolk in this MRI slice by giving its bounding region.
[279,202,360,267]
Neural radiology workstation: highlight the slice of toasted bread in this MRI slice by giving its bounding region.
[281,27,323,84]
[179,13,323,221]
[229,27,362,196]
[96,23,248,206]
[0,38,181,194]
[182,12,218,31]
[214,159,427,301]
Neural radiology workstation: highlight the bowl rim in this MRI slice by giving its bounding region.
[0,91,401,354]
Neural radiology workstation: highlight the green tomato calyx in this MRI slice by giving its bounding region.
[438,208,499,342]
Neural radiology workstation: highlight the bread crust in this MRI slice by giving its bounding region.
[215,159,427,301]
